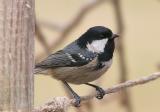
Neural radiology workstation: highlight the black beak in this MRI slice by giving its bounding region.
[112,34,119,39]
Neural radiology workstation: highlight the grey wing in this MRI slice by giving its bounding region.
[35,41,98,74]
[35,51,72,68]
[35,50,97,73]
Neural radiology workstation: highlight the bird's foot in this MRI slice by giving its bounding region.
[63,81,81,107]
[85,83,105,99]
[95,86,105,99]
[73,94,81,107]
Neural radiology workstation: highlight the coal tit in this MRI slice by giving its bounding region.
[35,26,119,106]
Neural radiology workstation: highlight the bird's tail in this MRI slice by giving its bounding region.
[34,67,47,74]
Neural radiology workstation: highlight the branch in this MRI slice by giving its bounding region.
[33,72,160,112]
[35,23,50,54]
[37,20,65,31]
[112,0,132,111]
[76,79,102,112]
[50,0,109,50]
[36,0,109,61]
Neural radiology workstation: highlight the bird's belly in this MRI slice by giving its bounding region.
[52,59,112,84]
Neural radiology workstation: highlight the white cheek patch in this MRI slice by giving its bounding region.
[87,38,108,53]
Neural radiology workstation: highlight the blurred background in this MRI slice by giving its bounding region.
[35,0,160,112]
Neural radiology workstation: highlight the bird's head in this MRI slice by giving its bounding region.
[77,26,119,53]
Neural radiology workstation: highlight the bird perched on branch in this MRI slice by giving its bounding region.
[35,26,119,107]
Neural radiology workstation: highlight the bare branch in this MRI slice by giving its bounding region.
[35,23,50,54]
[33,72,160,112]
[36,0,109,61]
[112,0,132,111]
[49,0,109,50]
[38,20,65,31]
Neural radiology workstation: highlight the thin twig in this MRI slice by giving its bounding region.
[36,0,110,61]
[33,72,160,112]
[35,23,50,54]
[112,0,132,111]
[76,80,102,112]
[50,0,108,50]
[38,20,65,31]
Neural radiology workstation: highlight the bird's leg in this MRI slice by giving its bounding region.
[63,81,81,107]
[85,83,105,99]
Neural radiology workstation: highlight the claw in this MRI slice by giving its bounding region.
[73,95,81,107]
[96,87,105,99]
[85,83,106,100]
[63,81,81,107]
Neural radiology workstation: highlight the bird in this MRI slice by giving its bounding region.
[35,26,119,107]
